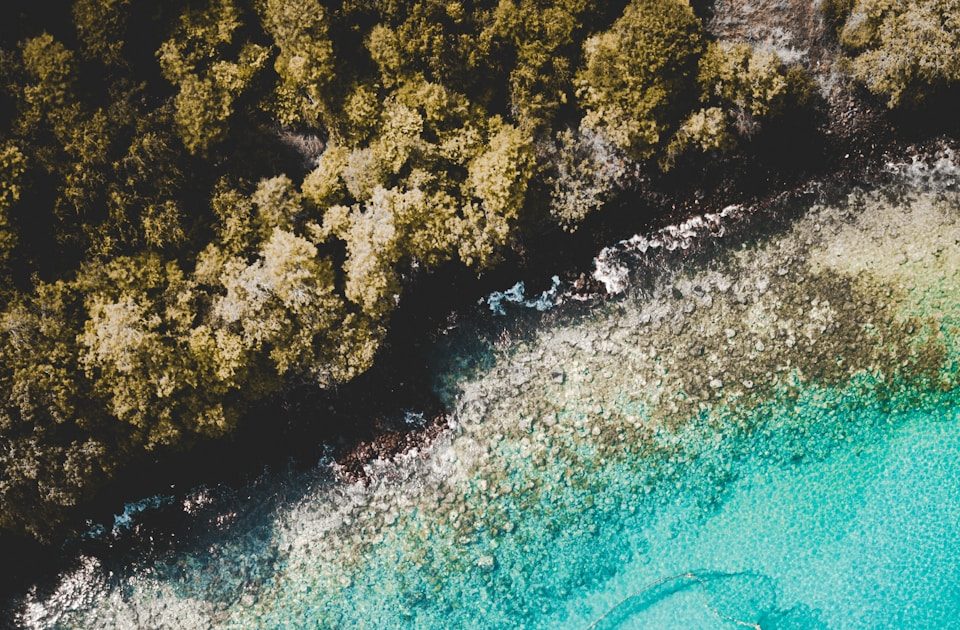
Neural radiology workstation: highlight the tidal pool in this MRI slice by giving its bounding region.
[16,158,960,629]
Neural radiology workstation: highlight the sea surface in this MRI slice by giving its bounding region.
[14,155,960,629]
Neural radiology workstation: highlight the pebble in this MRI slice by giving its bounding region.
[476,555,497,571]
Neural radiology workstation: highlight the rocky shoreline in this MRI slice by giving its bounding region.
[15,131,960,627]
[3,0,958,610]
[3,120,953,622]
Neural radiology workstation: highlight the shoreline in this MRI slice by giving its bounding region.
[1,100,954,605]
[0,0,915,580]
[15,150,960,627]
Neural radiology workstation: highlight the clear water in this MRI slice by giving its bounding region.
[15,166,960,629]
[574,392,960,629]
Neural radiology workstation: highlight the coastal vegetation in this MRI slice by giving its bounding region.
[0,0,946,543]
[829,0,960,107]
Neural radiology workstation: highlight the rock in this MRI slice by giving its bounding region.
[476,555,497,571]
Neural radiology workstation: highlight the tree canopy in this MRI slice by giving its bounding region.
[830,0,960,107]
[0,0,815,541]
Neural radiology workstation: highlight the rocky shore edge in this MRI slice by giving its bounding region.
[5,0,960,611]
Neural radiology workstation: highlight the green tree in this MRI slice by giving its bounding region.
[360,0,489,94]
[575,0,703,159]
[308,80,534,320]
[258,0,337,127]
[834,0,960,107]
[0,280,107,540]
[72,0,132,65]
[663,41,812,169]
[0,143,25,267]
[158,0,269,154]
[77,255,236,447]
[482,0,597,132]
[460,121,535,266]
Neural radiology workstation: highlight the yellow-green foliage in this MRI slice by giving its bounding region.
[351,0,610,133]
[462,122,536,265]
[325,188,414,319]
[157,0,244,82]
[547,128,632,229]
[302,145,350,207]
[561,1,811,223]
[211,228,343,377]
[77,255,235,447]
[17,34,119,246]
[0,0,820,542]
[0,280,111,538]
[196,176,385,384]
[575,0,703,159]
[359,0,488,93]
[834,0,960,107]
[159,0,269,153]
[309,80,534,318]
[258,0,336,127]
[662,106,732,170]
[1,282,85,430]
[72,0,131,64]
[0,144,25,259]
[172,44,269,155]
[0,143,25,204]
[698,41,797,120]
[140,200,185,249]
[662,41,812,169]
[106,124,189,254]
[484,0,592,131]
[19,34,79,136]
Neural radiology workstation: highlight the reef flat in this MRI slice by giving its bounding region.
[18,160,960,629]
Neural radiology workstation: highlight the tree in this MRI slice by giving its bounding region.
[834,0,960,107]
[307,79,534,320]
[698,41,802,123]
[460,121,535,266]
[547,128,632,229]
[0,143,25,267]
[575,0,703,159]
[662,41,813,169]
[0,279,108,540]
[482,0,597,132]
[158,0,269,154]
[258,0,336,127]
[77,255,237,447]
[72,0,132,65]
[360,0,489,95]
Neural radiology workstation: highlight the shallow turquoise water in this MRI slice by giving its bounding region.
[84,380,958,630]
[565,390,960,629]
[17,177,960,628]
[245,383,960,630]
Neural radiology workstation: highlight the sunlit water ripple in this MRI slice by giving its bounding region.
[15,153,960,629]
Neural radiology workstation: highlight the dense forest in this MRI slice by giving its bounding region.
[0,0,954,542]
